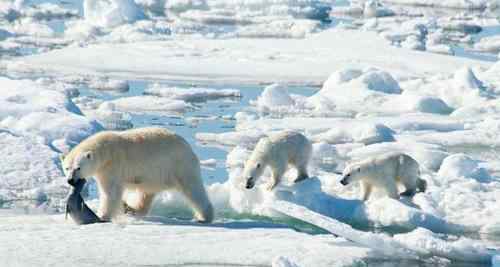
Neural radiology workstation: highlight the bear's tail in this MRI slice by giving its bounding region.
[417,178,427,193]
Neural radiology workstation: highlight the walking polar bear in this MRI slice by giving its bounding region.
[340,152,427,201]
[243,131,312,191]
[61,127,213,223]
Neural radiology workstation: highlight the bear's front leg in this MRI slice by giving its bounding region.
[361,181,372,201]
[267,165,285,191]
[97,179,124,221]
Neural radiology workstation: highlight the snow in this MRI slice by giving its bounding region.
[0,76,100,207]
[5,28,491,84]
[1,1,500,265]
[0,213,368,267]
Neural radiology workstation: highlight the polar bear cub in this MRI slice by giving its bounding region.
[340,152,426,201]
[61,127,213,223]
[243,131,312,191]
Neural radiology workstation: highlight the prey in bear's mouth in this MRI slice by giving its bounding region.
[66,179,104,225]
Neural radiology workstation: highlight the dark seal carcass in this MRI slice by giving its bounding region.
[66,179,103,225]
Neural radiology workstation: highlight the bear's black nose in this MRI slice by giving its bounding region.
[245,178,255,189]
[340,179,348,186]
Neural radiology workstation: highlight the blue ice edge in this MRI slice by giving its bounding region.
[272,200,498,265]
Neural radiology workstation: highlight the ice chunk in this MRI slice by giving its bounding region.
[145,85,241,102]
[453,66,485,91]
[196,130,266,147]
[384,93,453,114]
[272,200,419,259]
[87,102,133,130]
[312,123,395,145]
[88,77,129,92]
[256,83,295,109]
[106,95,194,114]
[438,154,492,182]
[83,0,146,28]
[394,228,495,263]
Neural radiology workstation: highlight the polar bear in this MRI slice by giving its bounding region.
[243,131,312,191]
[340,152,426,201]
[61,127,213,223]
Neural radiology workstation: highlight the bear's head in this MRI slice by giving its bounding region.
[340,164,362,186]
[242,160,265,189]
[60,150,97,186]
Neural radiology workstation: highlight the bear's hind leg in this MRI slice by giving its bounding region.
[400,175,418,197]
[293,164,309,183]
[385,181,399,199]
[179,180,214,223]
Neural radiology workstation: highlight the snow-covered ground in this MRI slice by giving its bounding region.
[1,0,500,266]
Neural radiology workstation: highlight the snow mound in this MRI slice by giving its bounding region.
[443,66,490,108]
[438,154,492,183]
[384,93,453,114]
[321,68,401,95]
[84,0,146,28]
[256,83,295,109]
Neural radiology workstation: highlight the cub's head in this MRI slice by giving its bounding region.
[242,160,265,189]
[340,164,362,186]
[60,150,96,186]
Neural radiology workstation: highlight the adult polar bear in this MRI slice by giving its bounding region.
[340,152,426,201]
[61,127,213,223]
[243,131,312,191]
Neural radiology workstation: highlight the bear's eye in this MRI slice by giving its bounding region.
[76,167,81,171]
[347,174,351,177]
[358,168,361,172]
[65,167,69,171]
[256,163,261,169]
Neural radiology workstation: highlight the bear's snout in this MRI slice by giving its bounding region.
[245,177,255,189]
[340,178,348,186]
[67,178,77,186]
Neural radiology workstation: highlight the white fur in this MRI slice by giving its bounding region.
[62,127,213,222]
[242,131,312,191]
[341,152,426,201]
